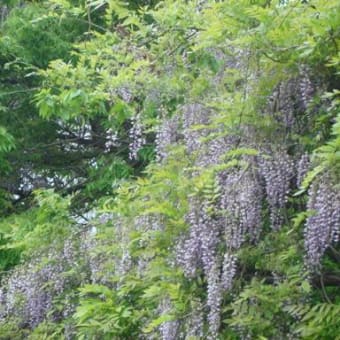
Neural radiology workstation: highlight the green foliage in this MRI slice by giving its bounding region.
[0,126,15,182]
[74,284,140,339]
[0,318,28,339]
[0,126,15,154]
[286,303,340,339]
[28,321,66,340]
[314,105,340,174]
[1,3,85,68]
[0,190,73,259]
[0,0,339,338]
[228,226,307,338]
[85,156,132,199]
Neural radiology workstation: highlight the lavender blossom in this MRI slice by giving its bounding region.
[129,114,146,160]
[182,104,210,154]
[259,150,294,230]
[206,263,223,339]
[297,153,310,188]
[155,115,180,161]
[177,198,223,337]
[219,168,263,246]
[185,300,204,339]
[304,173,340,270]
[221,253,237,291]
[158,299,179,340]
[299,67,314,110]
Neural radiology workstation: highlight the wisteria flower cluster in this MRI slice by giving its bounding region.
[158,298,179,340]
[175,198,223,337]
[219,168,264,245]
[155,115,181,161]
[129,114,146,160]
[259,150,294,230]
[0,238,80,328]
[304,172,340,270]
[182,103,210,154]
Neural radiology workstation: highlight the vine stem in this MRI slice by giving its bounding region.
[320,273,332,304]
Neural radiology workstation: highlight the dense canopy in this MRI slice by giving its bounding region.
[0,0,339,339]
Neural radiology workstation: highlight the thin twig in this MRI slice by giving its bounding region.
[320,273,332,304]
[0,88,39,97]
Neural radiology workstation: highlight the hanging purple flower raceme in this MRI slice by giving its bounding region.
[185,299,204,339]
[214,166,263,315]
[155,115,181,162]
[304,172,340,270]
[200,203,221,274]
[176,198,221,279]
[199,203,224,338]
[129,114,146,160]
[279,80,296,129]
[299,66,314,110]
[297,153,310,188]
[259,150,294,230]
[2,258,63,328]
[239,173,264,242]
[176,204,203,278]
[219,167,264,247]
[182,103,210,154]
[158,298,179,340]
[221,253,237,291]
[177,197,224,337]
[0,235,88,329]
[206,262,223,340]
[197,134,239,168]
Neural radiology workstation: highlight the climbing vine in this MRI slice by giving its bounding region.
[0,0,339,339]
